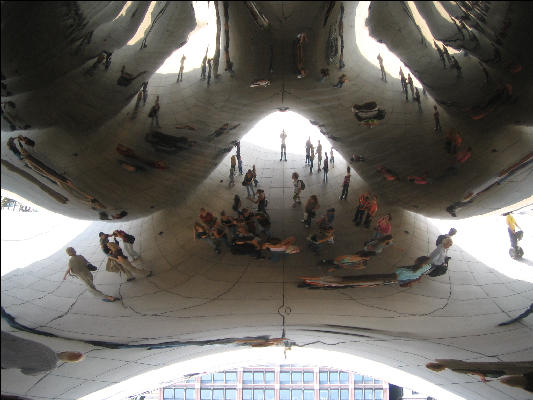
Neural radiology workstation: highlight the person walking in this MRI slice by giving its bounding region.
[340,166,351,200]
[399,67,406,92]
[229,155,236,186]
[2,332,85,375]
[63,247,118,302]
[330,148,335,168]
[434,40,446,69]
[433,105,442,132]
[377,53,386,81]
[323,152,329,182]
[243,169,255,198]
[303,195,320,228]
[177,54,186,82]
[149,96,160,128]
[280,129,287,161]
[251,189,268,215]
[333,74,347,88]
[305,137,311,164]
[107,242,152,281]
[252,164,259,187]
[309,144,315,174]
[207,58,212,86]
[353,192,370,226]
[292,172,302,207]
[316,140,323,172]
[505,212,522,250]
[113,229,140,260]
[201,50,208,80]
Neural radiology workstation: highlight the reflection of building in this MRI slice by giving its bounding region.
[160,367,388,400]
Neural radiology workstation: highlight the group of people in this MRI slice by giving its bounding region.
[63,229,150,303]
[304,137,334,178]
[195,204,300,259]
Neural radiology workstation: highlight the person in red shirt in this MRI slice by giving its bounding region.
[372,213,392,240]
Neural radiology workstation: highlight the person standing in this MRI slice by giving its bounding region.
[407,74,415,99]
[505,212,522,250]
[1,332,84,375]
[333,74,347,88]
[340,166,351,200]
[316,140,323,172]
[427,237,453,277]
[414,88,422,112]
[399,67,406,92]
[330,148,335,168]
[229,155,236,186]
[141,81,148,106]
[201,50,208,80]
[244,169,255,198]
[353,192,370,226]
[113,229,140,260]
[237,154,243,175]
[363,195,378,228]
[252,164,259,187]
[309,144,315,174]
[177,54,186,82]
[149,96,160,128]
[63,247,118,302]
[280,129,287,161]
[107,242,152,281]
[323,152,329,182]
[207,58,212,86]
[433,105,442,132]
[305,137,311,164]
[292,172,302,207]
[303,195,320,228]
[434,40,446,69]
[377,53,386,81]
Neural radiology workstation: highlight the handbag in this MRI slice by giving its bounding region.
[87,263,97,272]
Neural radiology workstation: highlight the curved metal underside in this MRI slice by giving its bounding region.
[1,2,532,400]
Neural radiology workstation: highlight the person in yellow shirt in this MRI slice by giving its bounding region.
[505,212,521,249]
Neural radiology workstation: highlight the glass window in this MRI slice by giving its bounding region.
[175,389,185,400]
[292,371,303,383]
[329,390,339,400]
[265,389,275,400]
[280,372,291,384]
[164,388,175,399]
[329,372,339,384]
[339,372,348,384]
[213,389,224,400]
[201,390,212,400]
[374,390,383,400]
[364,390,373,400]
[292,390,303,400]
[374,379,382,384]
[280,390,290,400]
[226,372,237,383]
[243,372,253,384]
[214,373,225,383]
[304,372,314,384]
[187,377,197,383]
[202,374,212,383]
[354,374,363,384]
[319,372,328,384]
[265,372,275,384]
[304,390,314,400]
[354,390,363,400]
[340,390,349,400]
[319,390,328,400]
[186,389,196,400]
[363,376,373,384]
[243,390,253,400]
[254,372,264,384]
[226,390,236,400]
[254,390,264,400]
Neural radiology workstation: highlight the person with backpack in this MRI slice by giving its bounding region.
[340,166,350,200]
[292,172,304,207]
[427,237,453,277]
[113,229,140,260]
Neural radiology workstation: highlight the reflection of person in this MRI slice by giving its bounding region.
[63,247,118,302]
[504,212,521,249]
[280,129,287,161]
[177,55,186,82]
[377,53,386,81]
[292,172,302,206]
[107,242,152,281]
[340,166,351,200]
[113,230,140,260]
[2,331,84,375]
